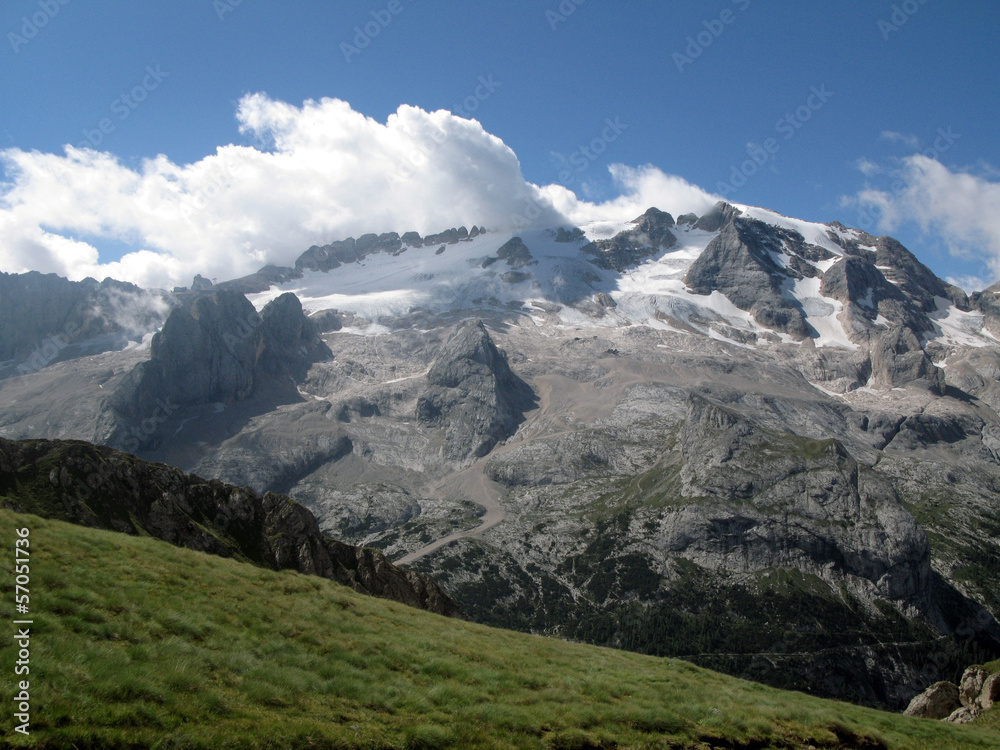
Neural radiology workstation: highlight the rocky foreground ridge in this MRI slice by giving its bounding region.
[0,436,459,616]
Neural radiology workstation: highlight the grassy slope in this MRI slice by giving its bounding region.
[0,509,996,750]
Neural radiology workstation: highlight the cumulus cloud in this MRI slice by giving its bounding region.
[539,165,720,227]
[843,155,1000,287]
[0,94,719,290]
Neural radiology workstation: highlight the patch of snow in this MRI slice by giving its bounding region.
[736,205,846,259]
[928,296,992,348]
[783,276,858,350]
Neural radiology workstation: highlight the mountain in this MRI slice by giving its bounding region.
[2,202,1000,709]
[2,506,998,749]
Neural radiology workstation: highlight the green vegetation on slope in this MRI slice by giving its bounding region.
[1,509,997,750]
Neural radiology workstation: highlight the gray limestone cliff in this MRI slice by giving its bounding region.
[416,320,535,461]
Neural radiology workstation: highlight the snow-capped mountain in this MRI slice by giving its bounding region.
[237,201,995,357]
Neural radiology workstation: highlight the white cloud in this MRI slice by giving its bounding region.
[539,164,720,226]
[880,130,921,149]
[856,158,882,177]
[844,155,1000,286]
[0,95,720,290]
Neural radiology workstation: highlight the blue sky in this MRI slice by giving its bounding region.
[1,0,998,290]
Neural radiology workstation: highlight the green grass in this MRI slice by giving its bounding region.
[0,509,997,750]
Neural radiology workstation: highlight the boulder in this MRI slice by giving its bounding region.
[903,681,961,719]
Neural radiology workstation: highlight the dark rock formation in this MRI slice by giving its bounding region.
[583,207,678,272]
[259,292,327,374]
[95,291,328,451]
[555,227,585,243]
[495,237,536,269]
[293,232,403,275]
[693,201,742,232]
[424,228,464,246]
[216,265,300,295]
[416,320,535,461]
[685,218,812,339]
[0,436,460,616]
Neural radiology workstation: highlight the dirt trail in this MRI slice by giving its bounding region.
[393,460,506,566]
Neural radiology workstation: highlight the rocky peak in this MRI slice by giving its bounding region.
[583,207,678,272]
[149,290,263,404]
[260,292,323,357]
[874,235,969,312]
[416,320,535,461]
[96,290,327,451]
[684,218,812,339]
[693,200,742,232]
[631,206,675,240]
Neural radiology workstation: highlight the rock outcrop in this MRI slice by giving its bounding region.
[903,681,962,720]
[416,320,535,461]
[0,436,459,616]
[905,664,1000,723]
[685,218,813,339]
[583,207,677,271]
[868,326,945,394]
[675,395,931,604]
[95,291,328,451]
